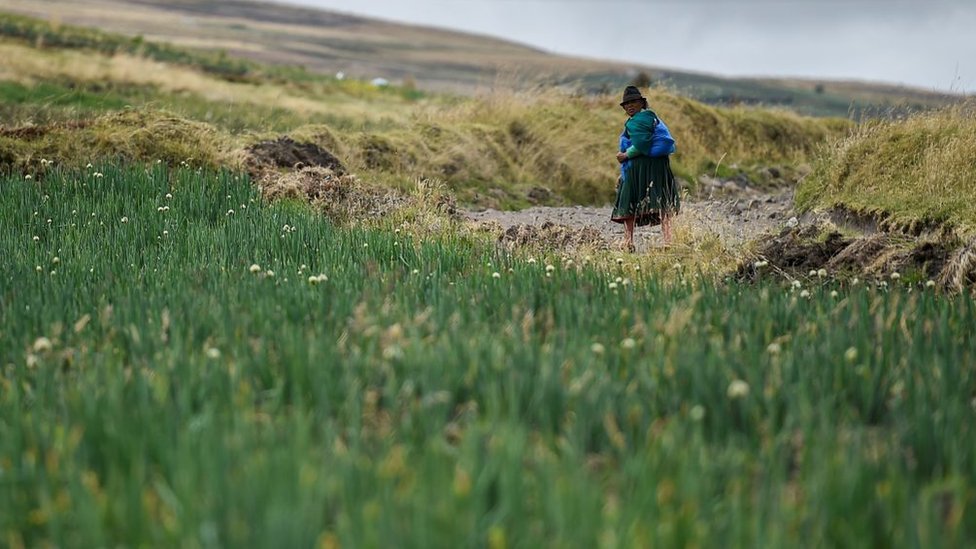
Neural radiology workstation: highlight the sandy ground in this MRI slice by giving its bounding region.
[465,188,794,253]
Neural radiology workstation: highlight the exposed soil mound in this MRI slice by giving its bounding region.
[741,222,961,288]
[248,137,459,227]
[750,226,853,274]
[824,233,891,273]
[499,221,608,252]
[258,166,405,224]
[245,137,345,177]
[883,241,948,280]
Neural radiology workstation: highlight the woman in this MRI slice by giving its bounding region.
[611,85,679,251]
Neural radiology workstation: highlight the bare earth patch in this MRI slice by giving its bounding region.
[737,212,975,291]
[465,188,794,253]
[245,136,346,177]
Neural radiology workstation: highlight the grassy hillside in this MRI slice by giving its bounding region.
[796,103,976,235]
[0,13,847,209]
[0,0,960,118]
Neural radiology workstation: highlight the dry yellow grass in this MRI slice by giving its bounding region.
[323,86,847,206]
[796,101,976,234]
[0,110,238,170]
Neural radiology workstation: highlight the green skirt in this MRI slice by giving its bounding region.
[611,155,680,227]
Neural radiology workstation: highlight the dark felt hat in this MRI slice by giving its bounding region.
[619,85,646,106]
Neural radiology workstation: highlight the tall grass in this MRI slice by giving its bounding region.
[1,85,846,207]
[796,102,976,234]
[288,88,848,207]
[1,164,974,546]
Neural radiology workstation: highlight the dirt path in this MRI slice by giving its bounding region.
[463,183,975,291]
[465,187,795,253]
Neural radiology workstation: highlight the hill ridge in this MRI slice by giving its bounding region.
[0,0,960,117]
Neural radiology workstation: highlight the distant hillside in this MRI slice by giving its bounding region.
[0,0,962,118]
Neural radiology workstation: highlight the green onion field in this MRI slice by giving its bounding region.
[2,165,974,547]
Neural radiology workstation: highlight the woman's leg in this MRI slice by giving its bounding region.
[624,218,635,250]
[661,211,674,245]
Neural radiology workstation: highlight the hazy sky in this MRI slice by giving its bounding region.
[274,0,975,93]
